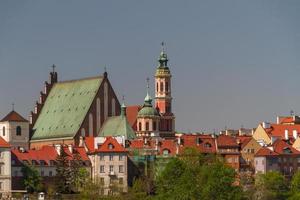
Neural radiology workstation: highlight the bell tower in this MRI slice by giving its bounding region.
[155,43,175,138]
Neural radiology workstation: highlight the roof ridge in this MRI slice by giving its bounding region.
[58,75,103,84]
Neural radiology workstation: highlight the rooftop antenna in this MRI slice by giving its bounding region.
[52,64,56,73]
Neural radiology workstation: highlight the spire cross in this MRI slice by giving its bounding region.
[52,64,56,73]
[161,41,165,52]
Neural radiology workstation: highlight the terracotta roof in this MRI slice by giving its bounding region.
[160,140,177,155]
[84,137,95,153]
[129,139,144,149]
[126,105,141,130]
[217,135,239,147]
[279,117,294,124]
[179,134,217,153]
[0,111,28,122]
[272,139,300,155]
[0,137,10,148]
[266,124,300,139]
[96,137,127,153]
[236,136,252,149]
[255,147,279,157]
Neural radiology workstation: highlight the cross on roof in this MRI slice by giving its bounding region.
[52,64,56,73]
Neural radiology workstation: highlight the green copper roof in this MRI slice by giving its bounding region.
[31,76,103,141]
[137,107,159,117]
[98,114,136,140]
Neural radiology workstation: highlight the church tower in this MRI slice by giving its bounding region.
[155,43,175,138]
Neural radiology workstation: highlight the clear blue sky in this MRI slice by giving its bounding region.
[0,1,299,132]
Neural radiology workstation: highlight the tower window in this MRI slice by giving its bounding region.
[2,127,5,137]
[146,122,149,131]
[16,126,22,136]
[153,121,157,131]
[160,82,164,92]
[156,82,159,92]
[165,82,169,92]
[138,122,142,131]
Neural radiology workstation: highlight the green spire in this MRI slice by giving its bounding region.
[158,42,168,67]
[144,78,152,107]
[121,95,126,116]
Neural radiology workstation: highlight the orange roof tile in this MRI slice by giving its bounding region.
[126,105,141,130]
[0,137,10,148]
[217,135,239,147]
[0,111,28,122]
[84,137,95,153]
[255,147,279,157]
[267,124,300,139]
[96,137,127,153]
[272,139,300,155]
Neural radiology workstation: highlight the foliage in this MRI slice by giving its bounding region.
[122,177,151,200]
[289,171,300,200]
[70,151,89,192]
[154,148,244,200]
[21,164,42,193]
[55,147,72,193]
[254,171,288,200]
[79,178,105,200]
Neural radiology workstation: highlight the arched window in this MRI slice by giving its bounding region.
[156,82,159,92]
[146,122,149,131]
[96,98,101,132]
[160,82,164,92]
[2,127,5,137]
[16,126,22,136]
[163,149,170,156]
[153,121,157,131]
[89,114,93,137]
[138,122,142,131]
[165,82,169,92]
[104,82,108,119]
[111,98,116,116]
[81,128,86,137]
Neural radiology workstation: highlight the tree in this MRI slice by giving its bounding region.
[55,147,72,193]
[70,151,89,192]
[289,171,300,200]
[254,171,288,200]
[21,164,42,193]
[122,177,151,200]
[154,148,244,200]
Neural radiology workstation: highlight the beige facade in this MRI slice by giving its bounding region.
[0,147,11,198]
[240,138,262,171]
[252,124,271,145]
[90,152,128,195]
[0,121,29,150]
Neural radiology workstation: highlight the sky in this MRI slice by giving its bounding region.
[0,1,300,133]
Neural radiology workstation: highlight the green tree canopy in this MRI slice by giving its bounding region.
[21,164,42,193]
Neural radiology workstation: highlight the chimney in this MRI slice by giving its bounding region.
[55,144,61,155]
[285,130,289,140]
[277,116,280,124]
[293,130,298,140]
[68,144,73,154]
[262,122,270,129]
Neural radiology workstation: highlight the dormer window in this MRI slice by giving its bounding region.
[16,126,22,136]
[40,160,46,166]
[283,147,292,154]
[108,143,114,150]
[163,149,170,156]
[204,143,212,148]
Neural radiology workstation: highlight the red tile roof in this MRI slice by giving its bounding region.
[255,147,279,157]
[84,137,95,153]
[279,117,294,124]
[179,134,217,153]
[95,137,127,153]
[0,137,10,148]
[217,135,239,148]
[0,111,28,122]
[266,124,300,139]
[236,136,252,149]
[126,105,141,130]
[272,139,300,155]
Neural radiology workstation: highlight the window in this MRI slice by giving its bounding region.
[100,155,104,161]
[40,160,45,166]
[146,122,149,131]
[156,82,159,92]
[119,178,123,185]
[49,171,53,176]
[160,82,164,92]
[163,149,170,156]
[119,165,124,173]
[100,165,105,173]
[2,127,5,137]
[153,121,157,131]
[204,143,212,148]
[100,177,104,184]
[119,155,124,161]
[14,171,18,177]
[109,165,114,172]
[16,126,22,136]
[138,122,142,131]
[50,160,55,166]
[109,155,114,161]
[0,182,2,190]
[108,144,114,150]
[165,82,169,92]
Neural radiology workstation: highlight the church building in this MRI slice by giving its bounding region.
[30,68,120,149]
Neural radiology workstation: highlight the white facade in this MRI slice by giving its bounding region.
[0,121,29,150]
[0,147,11,198]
